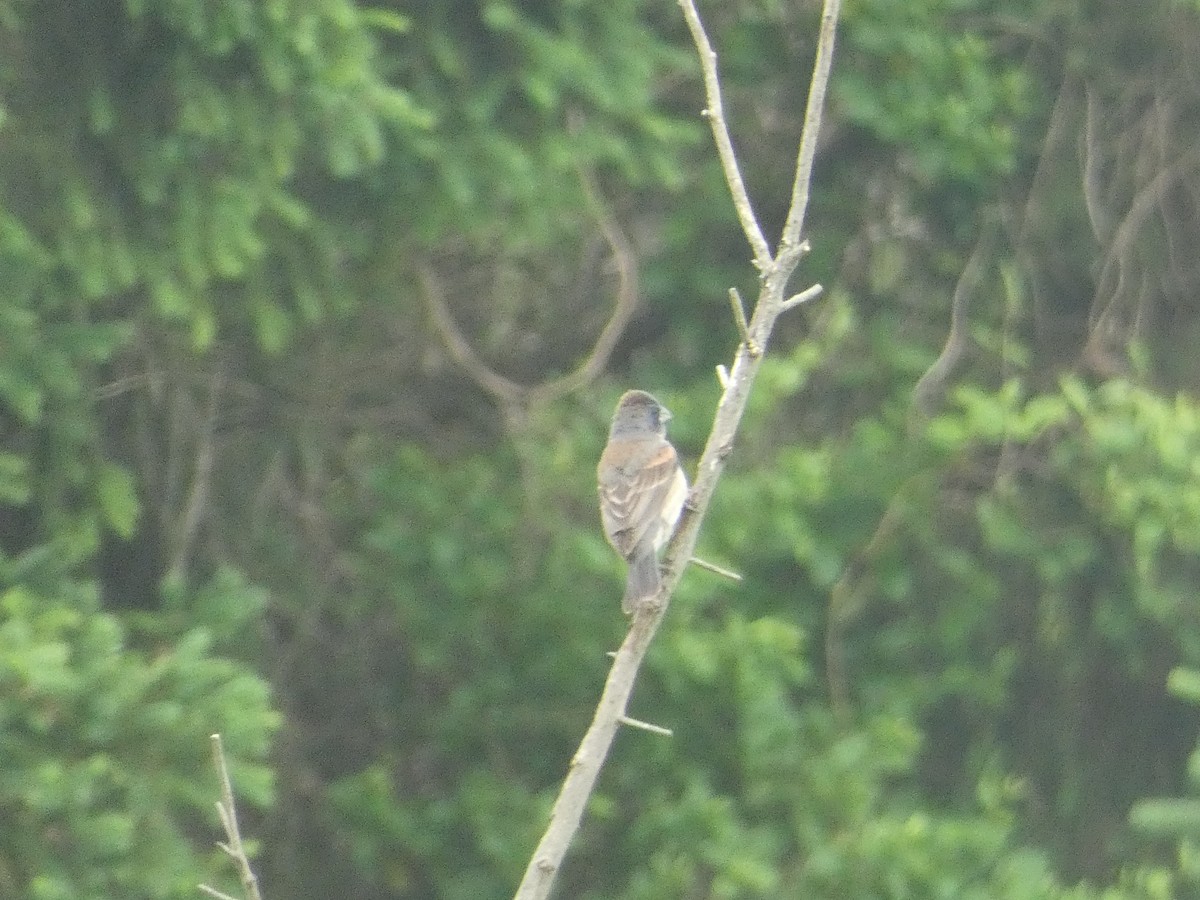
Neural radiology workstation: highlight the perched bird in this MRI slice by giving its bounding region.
[597,390,688,614]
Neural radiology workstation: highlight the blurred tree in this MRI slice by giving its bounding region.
[3,0,1200,897]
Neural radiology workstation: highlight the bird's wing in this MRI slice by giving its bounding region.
[598,440,680,558]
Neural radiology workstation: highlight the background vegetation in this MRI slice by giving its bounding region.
[3,0,1200,897]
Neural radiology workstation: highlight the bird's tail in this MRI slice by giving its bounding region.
[622,544,661,615]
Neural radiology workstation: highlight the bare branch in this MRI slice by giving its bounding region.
[514,614,668,899]
[418,264,526,404]
[199,733,264,900]
[779,0,843,256]
[1086,133,1200,366]
[671,0,841,626]
[1014,74,1080,345]
[911,221,997,421]
[1083,86,1114,244]
[420,167,641,408]
[512,2,842,898]
[167,364,222,583]
[530,168,641,402]
[678,0,773,268]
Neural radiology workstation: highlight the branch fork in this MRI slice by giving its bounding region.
[199,734,264,900]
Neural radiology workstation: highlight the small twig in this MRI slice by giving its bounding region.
[619,715,674,737]
[93,371,150,401]
[689,556,743,582]
[781,283,824,312]
[678,0,772,269]
[199,733,264,900]
[728,287,751,341]
[728,288,761,356]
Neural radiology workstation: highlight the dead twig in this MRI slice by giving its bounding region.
[199,733,264,900]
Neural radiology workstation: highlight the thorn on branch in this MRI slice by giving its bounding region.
[689,556,743,582]
[782,283,824,312]
[728,288,762,357]
[619,715,674,736]
[716,364,730,388]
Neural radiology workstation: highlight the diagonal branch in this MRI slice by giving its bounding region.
[199,733,264,900]
[911,220,997,420]
[678,0,773,269]
[512,613,666,900]
[1089,135,1200,331]
[779,0,842,259]
[513,2,842,898]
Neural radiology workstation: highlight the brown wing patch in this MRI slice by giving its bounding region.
[598,440,680,559]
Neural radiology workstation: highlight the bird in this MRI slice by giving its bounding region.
[597,390,688,614]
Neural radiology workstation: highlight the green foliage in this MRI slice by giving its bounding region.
[292,439,609,897]
[673,289,1200,892]
[307,346,1200,898]
[837,0,1039,187]
[0,580,277,899]
[1128,666,1200,891]
[386,0,699,248]
[3,0,426,350]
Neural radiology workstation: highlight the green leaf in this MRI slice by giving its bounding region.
[359,8,412,34]
[96,464,139,540]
